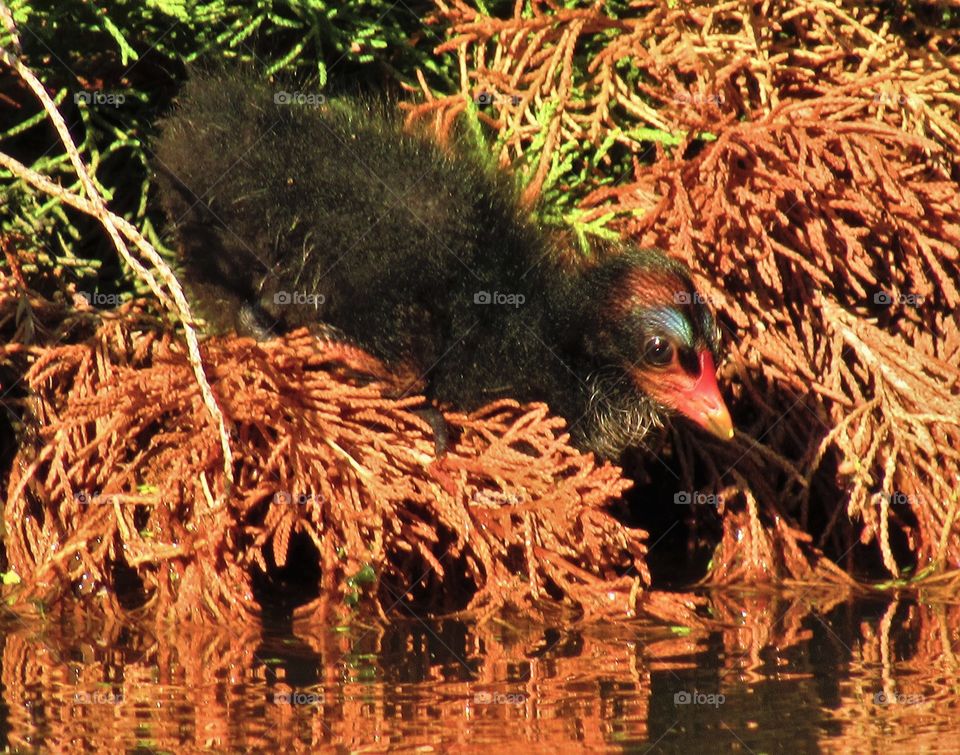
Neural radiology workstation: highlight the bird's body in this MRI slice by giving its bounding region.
[155,72,732,458]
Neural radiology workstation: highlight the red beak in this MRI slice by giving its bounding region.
[672,351,734,440]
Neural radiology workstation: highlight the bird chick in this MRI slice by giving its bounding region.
[153,72,733,459]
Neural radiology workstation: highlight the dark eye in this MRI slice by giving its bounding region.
[644,336,674,367]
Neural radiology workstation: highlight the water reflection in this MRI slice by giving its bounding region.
[1,592,957,751]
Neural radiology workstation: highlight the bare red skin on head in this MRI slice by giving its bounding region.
[631,350,734,439]
[604,261,733,438]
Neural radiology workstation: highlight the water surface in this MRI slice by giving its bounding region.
[3,592,957,752]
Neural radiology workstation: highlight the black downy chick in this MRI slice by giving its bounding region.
[154,72,733,459]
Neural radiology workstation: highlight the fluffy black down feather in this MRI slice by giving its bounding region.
[154,72,707,457]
